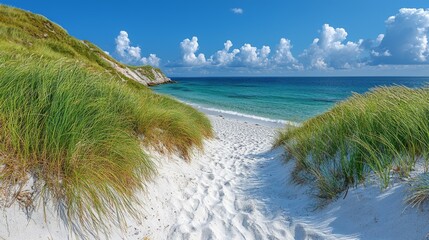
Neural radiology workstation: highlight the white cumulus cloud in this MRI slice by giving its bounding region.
[300,24,363,69]
[372,8,429,64]
[177,37,301,70]
[116,31,141,62]
[235,44,271,67]
[212,40,240,66]
[231,8,243,14]
[141,54,161,67]
[273,38,301,69]
[115,30,161,67]
[180,36,207,66]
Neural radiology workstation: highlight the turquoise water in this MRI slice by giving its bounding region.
[153,77,429,124]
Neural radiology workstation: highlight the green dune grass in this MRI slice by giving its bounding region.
[276,86,429,200]
[0,54,212,236]
[0,4,212,238]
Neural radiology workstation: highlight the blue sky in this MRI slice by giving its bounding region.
[2,0,429,76]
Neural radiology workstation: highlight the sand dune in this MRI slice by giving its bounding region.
[1,115,429,239]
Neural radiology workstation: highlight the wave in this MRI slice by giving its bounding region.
[184,102,300,127]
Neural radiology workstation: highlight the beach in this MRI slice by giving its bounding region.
[1,113,429,239]
[2,3,429,240]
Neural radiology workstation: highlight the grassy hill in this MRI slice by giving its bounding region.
[0,4,171,87]
[0,4,212,237]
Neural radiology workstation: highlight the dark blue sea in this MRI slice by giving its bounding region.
[153,77,429,124]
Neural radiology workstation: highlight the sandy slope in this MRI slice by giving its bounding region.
[1,115,429,239]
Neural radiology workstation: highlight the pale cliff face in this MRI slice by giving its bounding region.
[102,56,172,86]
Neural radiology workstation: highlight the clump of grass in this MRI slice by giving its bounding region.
[0,54,212,237]
[407,173,429,207]
[276,86,429,199]
[135,94,213,159]
[0,56,152,237]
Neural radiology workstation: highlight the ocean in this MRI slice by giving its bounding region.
[152,77,429,125]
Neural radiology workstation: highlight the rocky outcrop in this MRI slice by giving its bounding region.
[147,69,174,86]
[101,56,173,86]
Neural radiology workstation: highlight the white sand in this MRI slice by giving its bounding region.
[1,115,429,239]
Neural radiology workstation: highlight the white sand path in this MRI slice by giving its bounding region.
[132,117,349,240]
[140,117,297,239]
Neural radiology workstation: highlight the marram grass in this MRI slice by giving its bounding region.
[407,173,429,208]
[276,86,429,199]
[0,55,212,237]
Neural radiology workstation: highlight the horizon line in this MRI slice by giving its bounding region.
[168,75,429,78]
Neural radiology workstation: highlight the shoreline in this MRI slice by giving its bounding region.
[156,96,299,129]
[195,106,293,129]
[1,113,429,239]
